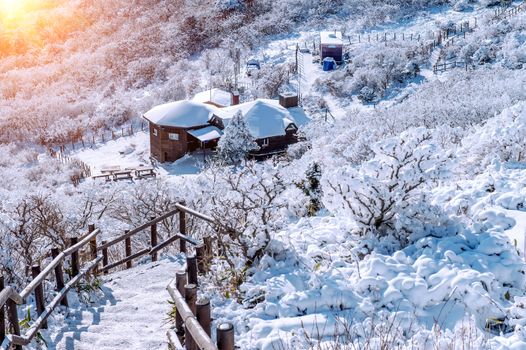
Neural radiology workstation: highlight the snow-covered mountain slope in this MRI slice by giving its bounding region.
[40,258,184,350]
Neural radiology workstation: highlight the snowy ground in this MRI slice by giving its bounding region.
[40,257,184,350]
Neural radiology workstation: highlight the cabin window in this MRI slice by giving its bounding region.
[153,128,158,136]
[262,138,269,147]
[169,133,179,141]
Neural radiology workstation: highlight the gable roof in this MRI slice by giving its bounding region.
[192,88,233,107]
[143,100,222,128]
[222,99,310,139]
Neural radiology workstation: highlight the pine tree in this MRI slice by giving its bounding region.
[218,111,259,164]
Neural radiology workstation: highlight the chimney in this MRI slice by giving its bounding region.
[231,91,240,106]
[279,92,299,108]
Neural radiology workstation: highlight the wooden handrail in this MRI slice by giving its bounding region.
[17,228,101,301]
[98,208,180,251]
[167,279,217,350]
[0,287,22,308]
[150,233,199,256]
[174,203,215,224]
[8,257,102,347]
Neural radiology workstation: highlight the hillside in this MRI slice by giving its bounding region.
[1,0,526,349]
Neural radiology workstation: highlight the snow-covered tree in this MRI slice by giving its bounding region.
[217,111,259,164]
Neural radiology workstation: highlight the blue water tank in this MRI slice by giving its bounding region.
[323,57,336,71]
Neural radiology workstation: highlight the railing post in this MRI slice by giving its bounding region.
[125,230,132,269]
[196,245,206,274]
[175,271,187,335]
[217,323,235,350]
[196,298,211,337]
[102,240,109,275]
[7,299,21,350]
[150,216,158,262]
[0,275,5,344]
[32,264,47,329]
[184,284,198,350]
[179,210,187,254]
[187,255,198,286]
[70,237,79,277]
[204,235,212,260]
[88,224,98,275]
[51,248,69,307]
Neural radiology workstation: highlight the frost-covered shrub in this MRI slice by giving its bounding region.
[322,128,450,245]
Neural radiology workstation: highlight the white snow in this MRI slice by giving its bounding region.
[188,125,223,142]
[222,99,310,139]
[143,100,223,128]
[192,88,233,107]
[41,257,185,350]
[320,31,343,46]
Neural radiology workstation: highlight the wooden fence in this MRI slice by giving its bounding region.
[52,121,148,157]
[0,203,234,350]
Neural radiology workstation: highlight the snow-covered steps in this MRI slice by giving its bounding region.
[42,258,184,350]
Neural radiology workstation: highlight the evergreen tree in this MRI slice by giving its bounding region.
[218,111,259,164]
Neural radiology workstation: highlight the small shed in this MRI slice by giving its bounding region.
[320,31,343,64]
[192,88,235,108]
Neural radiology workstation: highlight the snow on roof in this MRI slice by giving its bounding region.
[222,99,310,139]
[187,126,223,142]
[320,31,343,45]
[143,100,222,128]
[192,88,233,107]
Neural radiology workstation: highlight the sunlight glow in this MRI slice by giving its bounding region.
[0,0,27,24]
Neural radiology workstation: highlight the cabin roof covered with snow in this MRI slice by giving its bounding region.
[192,88,233,107]
[222,99,310,139]
[143,100,222,128]
[187,125,223,142]
[320,31,343,46]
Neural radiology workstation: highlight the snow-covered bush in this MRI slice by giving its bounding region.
[217,111,259,164]
[322,128,450,245]
[460,101,526,174]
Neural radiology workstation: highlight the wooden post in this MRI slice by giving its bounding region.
[51,248,69,307]
[102,240,109,275]
[150,216,158,262]
[70,237,79,277]
[175,271,187,334]
[125,230,132,269]
[184,284,198,350]
[179,210,187,253]
[7,299,21,350]
[187,255,198,286]
[88,224,98,275]
[217,323,235,350]
[203,236,212,261]
[32,265,47,329]
[0,275,5,344]
[196,298,211,337]
[196,245,206,274]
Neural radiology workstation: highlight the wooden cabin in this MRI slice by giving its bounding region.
[143,94,309,163]
[222,93,309,158]
[320,31,343,64]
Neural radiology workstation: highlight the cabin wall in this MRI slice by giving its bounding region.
[252,130,299,156]
[320,44,343,63]
[149,123,188,163]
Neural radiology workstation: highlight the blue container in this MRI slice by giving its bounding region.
[323,57,336,71]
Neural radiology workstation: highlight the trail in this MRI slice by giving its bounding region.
[42,258,183,350]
